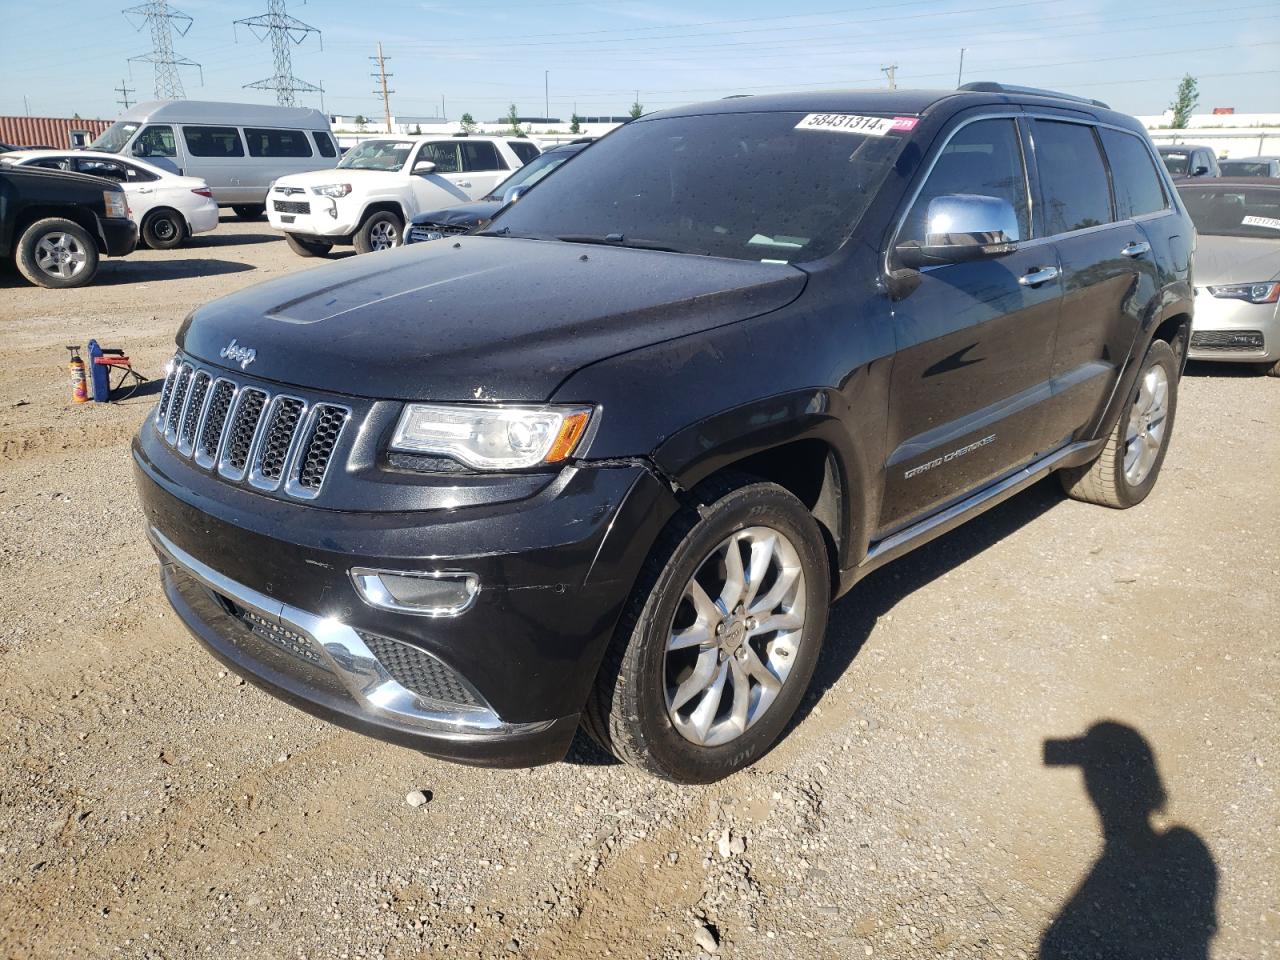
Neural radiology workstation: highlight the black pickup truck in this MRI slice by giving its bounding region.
[0,164,137,287]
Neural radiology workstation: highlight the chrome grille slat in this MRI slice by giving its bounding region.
[154,355,347,499]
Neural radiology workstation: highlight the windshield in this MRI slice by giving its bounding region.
[1219,160,1270,177]
[90,121,140,154]
[1161,151,1191,175]
[484,148,579,200]
[1179,185,1280,239]
[485,111,909,262]
[337,139,414,171]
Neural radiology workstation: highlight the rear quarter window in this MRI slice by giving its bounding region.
[1099,128,1167,219]
[244,128,313,158]
[1032,120,1113,234]
[508,140,540,164]
[183,126,245,158]
[461,141,507,172]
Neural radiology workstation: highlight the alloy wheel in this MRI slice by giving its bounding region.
[664,526,807,747]
[369,220,400,251]
[34,232,88,280]
[1124,364,1169,485]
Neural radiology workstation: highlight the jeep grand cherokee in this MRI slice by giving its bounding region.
[134,83,1194,783]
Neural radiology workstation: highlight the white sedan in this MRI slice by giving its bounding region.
[1,150,219,249]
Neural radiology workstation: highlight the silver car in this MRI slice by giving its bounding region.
[1178,178,1280,376]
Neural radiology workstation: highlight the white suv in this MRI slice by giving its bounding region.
[267,135,536,257]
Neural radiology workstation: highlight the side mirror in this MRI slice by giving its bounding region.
[894,194,1020,269]
[1193,165,1210,176]
[501,184,530,205]
[412,160,437,175]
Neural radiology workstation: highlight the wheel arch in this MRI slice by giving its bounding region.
[15,207,101,250]
[359,200,408,225]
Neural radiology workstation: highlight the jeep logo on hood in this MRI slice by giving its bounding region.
[219,339,257,369]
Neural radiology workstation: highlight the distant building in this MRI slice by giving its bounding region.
[0,115,112,149]
[1138,111,1280,159]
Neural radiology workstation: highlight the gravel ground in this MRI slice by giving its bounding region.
[0,216,1277,960]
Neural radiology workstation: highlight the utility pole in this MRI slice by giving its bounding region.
[441,95,446,120]
[957,48,967,87]
[115,79,136,110]
[371,42,393,133]
[544,70,549,121]
[23,95,31,117]
[234,0,322,107]
[881,64,898,90]
[123,1,201,99]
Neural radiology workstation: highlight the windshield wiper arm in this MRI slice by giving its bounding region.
[555,234,682,253]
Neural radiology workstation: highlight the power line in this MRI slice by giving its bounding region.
[234,0,322,107]
[371,43,394,132]
[123,1,201,99]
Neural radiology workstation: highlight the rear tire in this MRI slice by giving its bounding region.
[285,233,333,258]
[141,208,187,250]
[353,210,403,254]
[232,204,265,221]
[584,475,830,783]
[14,218,99,288]
[1262,359,1280,378]
[1060,339,1179,508]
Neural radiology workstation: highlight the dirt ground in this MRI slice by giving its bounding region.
[0,216,1276,960]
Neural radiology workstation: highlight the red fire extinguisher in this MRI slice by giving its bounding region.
[67,345,88,404]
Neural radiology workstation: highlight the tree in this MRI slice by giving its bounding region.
[569,112,582,135]
[460,112,477,134]
[354,114,368,133]
[1169,74,1199,129]
[629,99,643,120]
[506,104,522,136]
[411,123,422,135]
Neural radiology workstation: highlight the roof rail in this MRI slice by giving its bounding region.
[959,81,1109,110]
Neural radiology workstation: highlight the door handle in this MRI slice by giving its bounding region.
[457,181,472,188]
[1121,241,1151,258]
[1018,266,1060,287]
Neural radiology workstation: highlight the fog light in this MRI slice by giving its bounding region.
[351,568,479,617]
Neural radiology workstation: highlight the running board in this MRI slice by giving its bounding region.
[852,439,1098,584]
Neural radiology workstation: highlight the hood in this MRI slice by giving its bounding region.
[410,200,502,228]
[177,236,807,401]
[1194,235,1280,285]
[273,167,403,188]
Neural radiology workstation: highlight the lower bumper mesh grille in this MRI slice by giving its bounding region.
[223,598,330,671]
[358,632,479,707]
[1191,330,1265,352]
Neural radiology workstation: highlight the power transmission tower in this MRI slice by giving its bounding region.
[881,63,898,90]
[123,1,201,100]
[234,0,323,107]
[115,79,136,111]
[371,43,394,133]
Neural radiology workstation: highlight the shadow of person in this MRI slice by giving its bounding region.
[1041,722,1218,960]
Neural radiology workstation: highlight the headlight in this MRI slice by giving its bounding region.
[103,190,127,219]
[1207,281,1280,304]
[311,183,352,198]
[390,403,593,470]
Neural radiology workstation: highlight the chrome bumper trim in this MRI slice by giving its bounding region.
[148,526,551,737]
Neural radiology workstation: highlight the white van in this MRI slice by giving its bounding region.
[89,100,338,219]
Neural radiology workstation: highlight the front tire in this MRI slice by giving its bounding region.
[353,210,403,254]
[141,209,187,250]
[15,218,99,288]
[285,233,334,258]
[1262,359,1280,378]
[584,476,830,783]
[1060,338,1179,508]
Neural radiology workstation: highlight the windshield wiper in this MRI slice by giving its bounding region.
[473,226,549,240]
[555,234,683,253]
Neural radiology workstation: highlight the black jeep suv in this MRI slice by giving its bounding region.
[134,84,1194,783]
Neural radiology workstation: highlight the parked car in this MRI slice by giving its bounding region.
[1157,144,1220,179]
[1219,157,1280,178]
[406,139,592,243]
[267,135,537,256]
[2,150,218,249]
[1,165,136,287]
[1177,177,1280,376]
[0,141,17,153]
[88,100,338,220]
[135,83,1193,783]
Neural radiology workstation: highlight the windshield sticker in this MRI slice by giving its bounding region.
[795,113,915,137]
[1242,215,1280,231]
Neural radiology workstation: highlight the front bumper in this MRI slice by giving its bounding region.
[133,424,680,766]
[1189,289,1280,362]
[98,216,138,257]
[267,194,361,239]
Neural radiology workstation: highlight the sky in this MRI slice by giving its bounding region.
[0,0,1277,122]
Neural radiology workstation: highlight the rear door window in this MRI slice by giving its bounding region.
[74,157,128,181]
[312,132,337,158]
[183,126,245,158]
[900,118,1031,243]
[244,128,313,158]
[508,140,540,164]
[461,140,508,172]
[417,142,461,173]
[135,125,176,159]
[1099,128,1167,219]
[1031,120,1113,235]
